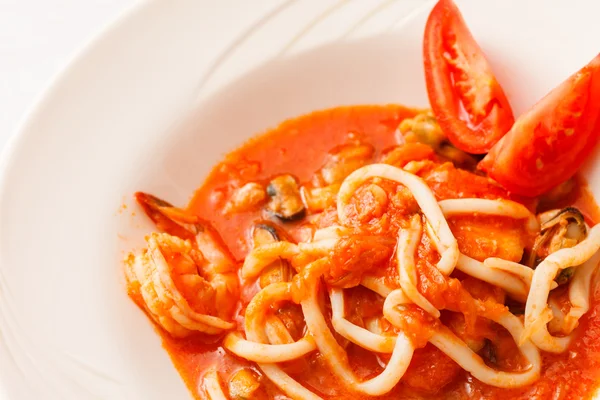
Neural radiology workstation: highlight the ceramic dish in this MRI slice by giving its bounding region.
[1,0,600,398]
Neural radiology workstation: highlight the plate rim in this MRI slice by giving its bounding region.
[2,0,600,398]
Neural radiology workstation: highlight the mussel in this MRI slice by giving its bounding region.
[251,223,305,341]
[480,339,497,366]
[301,183,340,212]
[275,303,306,342]
[266,175,306,221]
[398,111,478,169]
[224,182,267,214]
[528,207,588,284]
[436,144,478,169]
[251,222,295,288]
[319,142,374,186]
[399,112,446,148]
[555,267,575,286]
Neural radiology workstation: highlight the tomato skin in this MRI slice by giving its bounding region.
[403,343,461,393]
[480,53,600,197]
[423,0,514,154]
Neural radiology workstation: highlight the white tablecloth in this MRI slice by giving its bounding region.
[0,0,136,152]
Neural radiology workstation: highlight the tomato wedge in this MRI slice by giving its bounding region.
[480,53,600,197]
[423,0,514,154]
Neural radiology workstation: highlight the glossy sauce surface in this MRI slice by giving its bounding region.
[154,106,600,399]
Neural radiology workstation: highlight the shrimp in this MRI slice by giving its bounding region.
[125,192,240,337]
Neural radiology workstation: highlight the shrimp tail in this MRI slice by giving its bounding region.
[135,192,201,239]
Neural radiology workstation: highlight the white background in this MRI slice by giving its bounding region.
[0,0,135,151]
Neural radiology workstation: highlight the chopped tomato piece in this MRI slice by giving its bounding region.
[449,215,527,262]
[403,343,461,393]
[423,0,514,154]
[480,53,600,197]
[327,236,395,287]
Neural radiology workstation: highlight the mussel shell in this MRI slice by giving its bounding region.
[540,207,586,232]
[528,207,587,277]
[266,175,306,221]
[250,222,295,288]
[251,222,280,246]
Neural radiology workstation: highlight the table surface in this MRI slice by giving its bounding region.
[0,0,135,153]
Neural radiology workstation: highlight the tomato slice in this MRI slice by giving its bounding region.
[423,0,514,154]
[480,53,600,197]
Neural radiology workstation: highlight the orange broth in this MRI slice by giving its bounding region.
[153,105,600,399]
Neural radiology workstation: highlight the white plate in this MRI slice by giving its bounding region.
[1,0,600,398]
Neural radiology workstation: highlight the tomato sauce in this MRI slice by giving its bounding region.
[150,105,600,399]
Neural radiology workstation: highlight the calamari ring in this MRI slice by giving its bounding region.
[330,289,396,353]
[397,215,439,317]
[244,282,322,400]
[301,280,414,396]
[438,198,539,232]
[383,289,541,388]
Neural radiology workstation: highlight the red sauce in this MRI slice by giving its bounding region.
[147,105,600,399]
